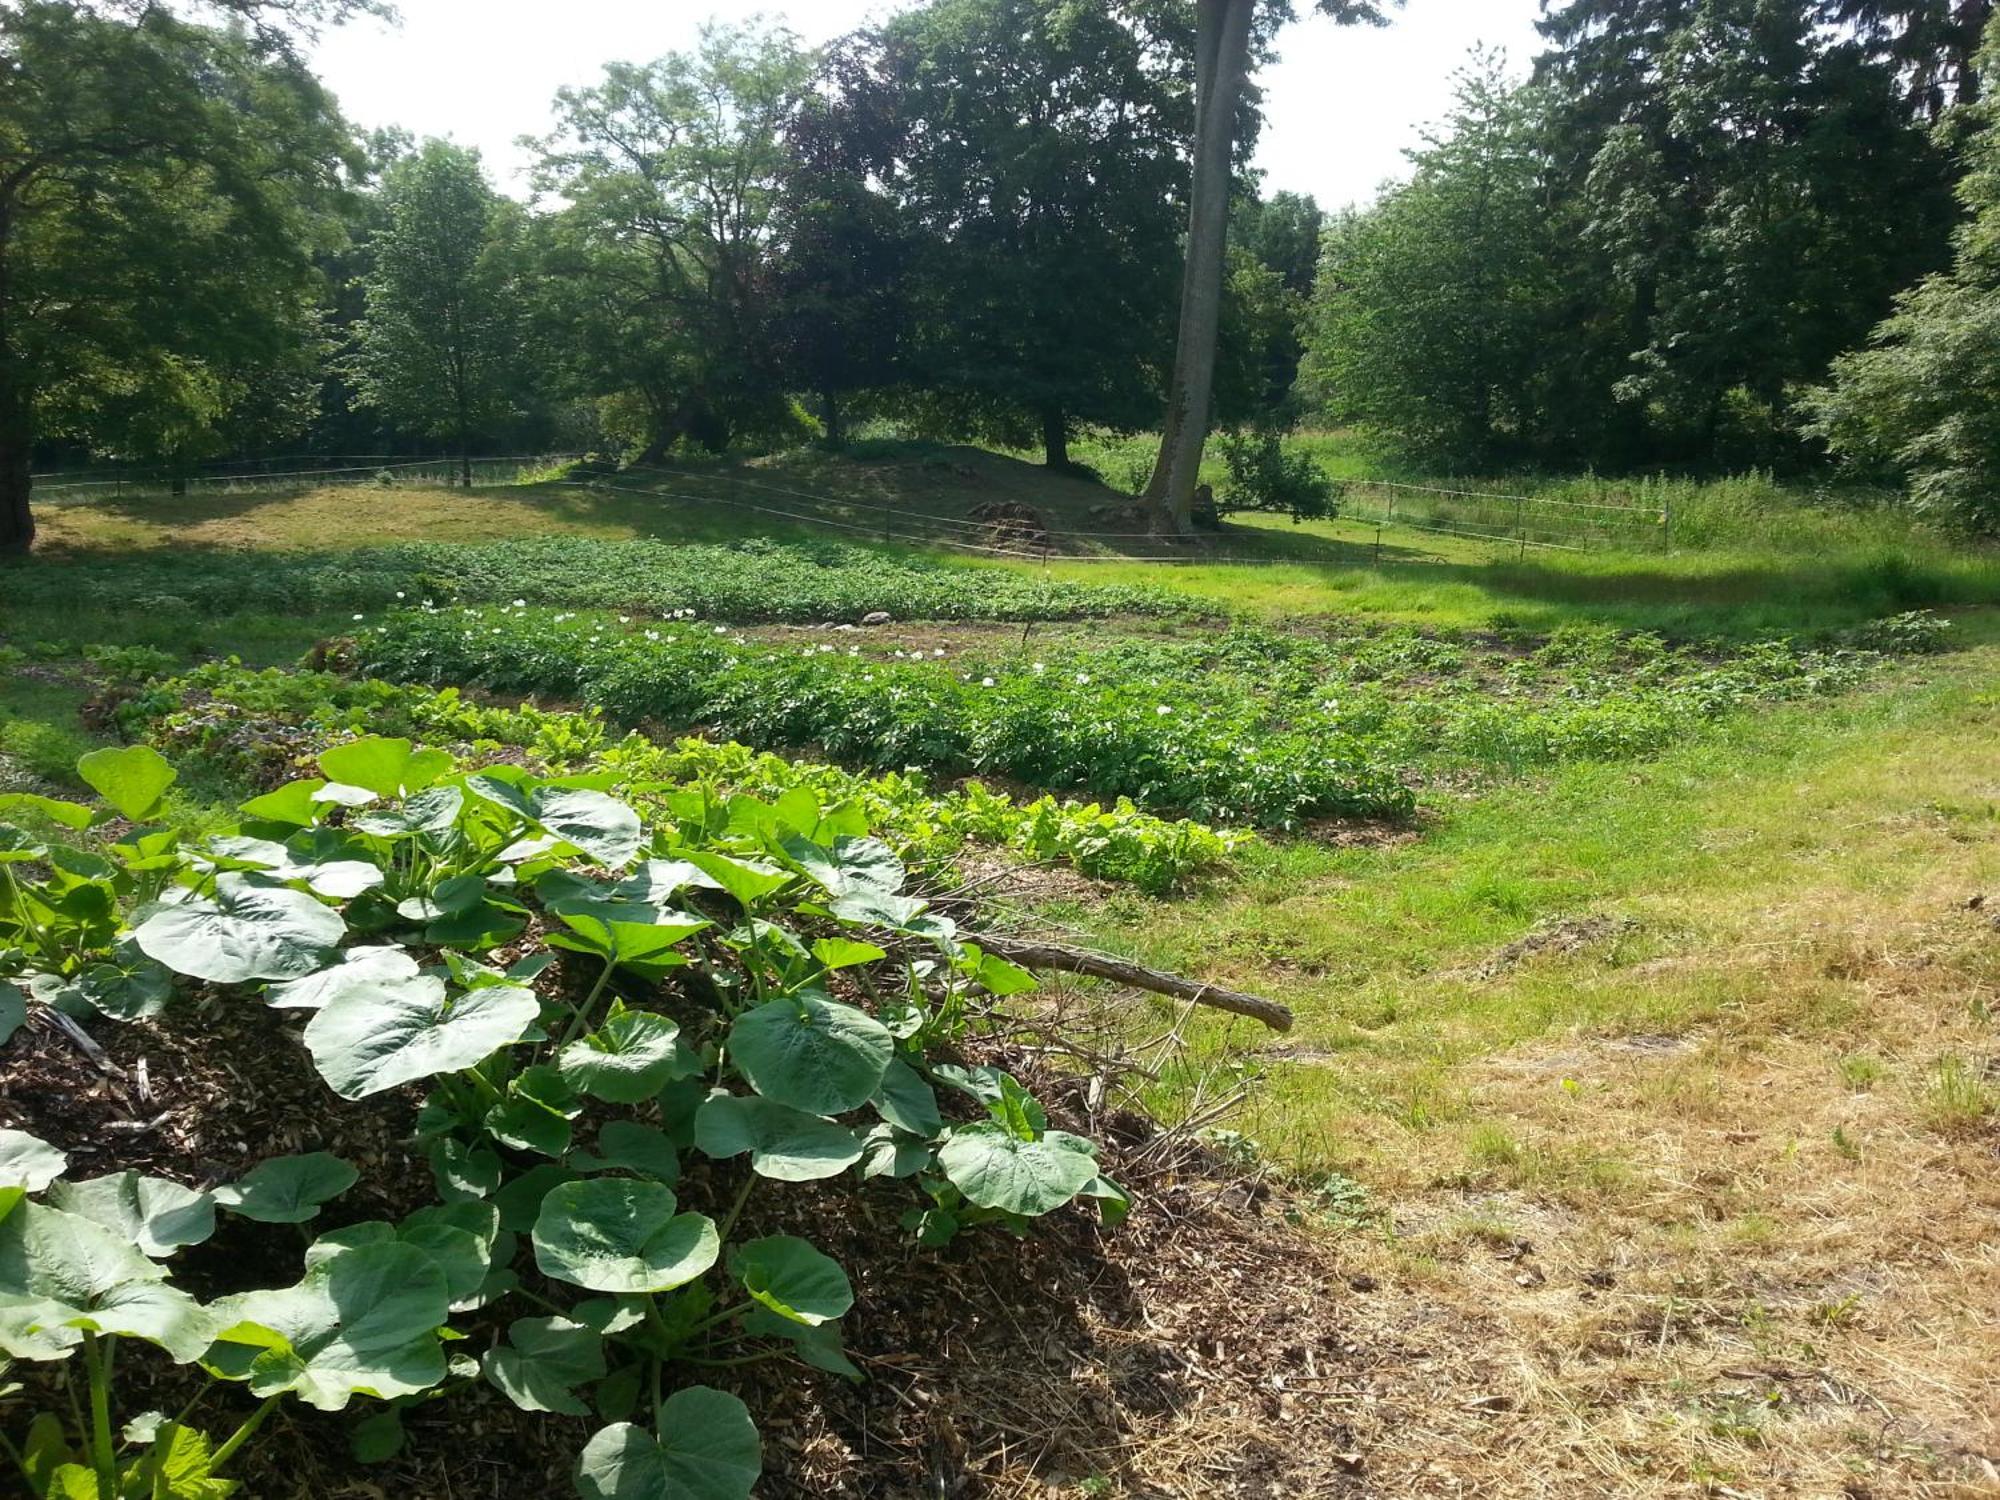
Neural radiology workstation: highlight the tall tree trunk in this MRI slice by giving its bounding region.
[821,388,844,450]
[1041,407,1070,470]
[1145,0,1255,538]
[0,203,30,555]
[0,407,31,556]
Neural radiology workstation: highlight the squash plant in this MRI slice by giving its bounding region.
[2,740,1125,1499]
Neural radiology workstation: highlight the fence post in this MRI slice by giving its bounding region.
[1374,524,1382,567]
[1661,494,1673,554]
[1516,494,1527,560]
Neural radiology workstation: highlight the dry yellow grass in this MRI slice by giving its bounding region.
[1016,655,2000,1496]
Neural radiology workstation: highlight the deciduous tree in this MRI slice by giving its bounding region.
[0,1,356,553]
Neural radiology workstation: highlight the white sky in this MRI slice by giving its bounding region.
[309,0,1548,212]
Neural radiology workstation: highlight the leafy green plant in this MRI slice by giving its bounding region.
[1215,429,1339,522]
[4,742,1126,1497]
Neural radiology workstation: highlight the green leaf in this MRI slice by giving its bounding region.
[549,902,709,970]
[531,788,642,868]
[49,1172,215,1258]
[73,946,175,1022]
[204,835,384,901]
[350,1408,406,1465]
[133,874,345,984]
[611,860,720,905]
[560,1005,689,1104]
[936,1126,1101,1217]
[307,1206,495,1310]
[428,1138,503,1203]
[858,1124,931,1181]
[871,1059,942,1138]
[0,981,23,1048]
[731,1236,852,1327]
[0,1201,221,1363]
[727,990,892,1116]
[142,1422,238,1499]
[693,1095,861,1182]
[481,1316,607,1417]
[782,835,904,899]
[317,737,451,800]
[574,1390,761,1500]
[531,1180,718,1295]
[76,746,176,822]
[208,1241,451,1411]
[266,945,421,1011]
[304,978,539,1100]
[678,850,792,911]
[0,1129,67,1192]
[573,1122,681,1185]
[492,1164,579,1233]
[0,793,93,831]
[811,937,886,972]
[212,1153,357,1225]
[484,1065,581,1158]
[237,780,328,827]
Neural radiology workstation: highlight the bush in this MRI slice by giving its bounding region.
[1214,430,1339,522]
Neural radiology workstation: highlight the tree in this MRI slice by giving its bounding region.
[768,44,913,450]
[347,140,526,485]
[1145,0,1398,535]
[860,0,1189,470]
[0,1,357,553]
[1803,16,2000,529]
[1822,0,1994,115]
[1529,0,1954,468]
[529,22,810,461]
[1301,52,1555,466]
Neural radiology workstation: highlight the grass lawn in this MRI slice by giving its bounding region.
[6,452,1997,1495]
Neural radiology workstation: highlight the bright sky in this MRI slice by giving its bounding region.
[309,0,1548,211]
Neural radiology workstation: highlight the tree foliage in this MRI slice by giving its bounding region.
[346,140,528,482]
[1803,15,2000,529]
[0,0,357,551]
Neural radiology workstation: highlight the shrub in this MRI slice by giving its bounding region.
[1215,430,1339,522]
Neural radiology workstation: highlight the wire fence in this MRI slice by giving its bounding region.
[600,463,1670,565]
[33,446,1672,566]
[30,453,582,504]
[1336,479,1670,555]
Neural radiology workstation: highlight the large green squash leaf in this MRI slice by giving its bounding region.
[0,1201,216,1363]
[481,1316,607,1417]
[134,874,344,984]
[936,1126,1101,1217]
[531,789,642,868]
[531,1180,717,1296]
[265,945,420,1011]
[207,1240,452,1411]
[0,1129,67,1193]
[726,991,891,1116]
[559,1004,690,1104]
[692,1095,861,1182]
[574,1389,761,1500]
[304,978,539,1100]
[731,1236,851,1327]
[212,1153,357,1225]
[50,1172,215,1259]
[316,737,452,800]
[77,746,176,822]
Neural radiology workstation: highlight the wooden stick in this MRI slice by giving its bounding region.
[963,930,1293,1033]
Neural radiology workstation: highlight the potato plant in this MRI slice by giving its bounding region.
[117,662,1250,892]
[1,740,1124,1499]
